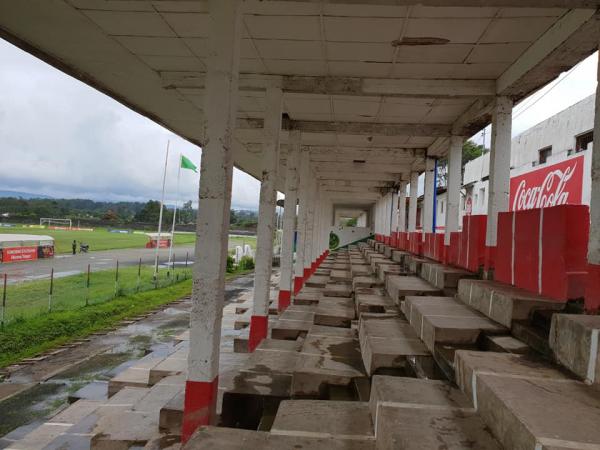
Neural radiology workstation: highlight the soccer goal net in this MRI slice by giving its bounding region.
[40,218,72,229]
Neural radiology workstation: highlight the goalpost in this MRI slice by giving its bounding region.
[40,218,72,229]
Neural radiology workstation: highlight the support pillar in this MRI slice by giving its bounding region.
[408,171,418,232]
[277,130,300,312]
[303,174,316,278]
[398,181,407,243]
[445,136,463,254]
[391,191,399,247]
[182,0,241,442]
[586,47,600,311]
[485,97,513,274]
[248,86,282,352]
[423,157,436,237]
[294,150,310,294]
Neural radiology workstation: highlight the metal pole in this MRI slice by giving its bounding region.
[115,260,119,297]
[137,257,142,292]
[1,274,7,330]
[48,268,54,312]
[168,154,182,268]
[85,264,90,306]
[154,140,171,279]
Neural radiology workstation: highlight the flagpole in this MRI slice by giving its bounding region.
[154,140,170,279]
[168,154,182,269]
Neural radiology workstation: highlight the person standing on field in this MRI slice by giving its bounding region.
[72,240,76,255]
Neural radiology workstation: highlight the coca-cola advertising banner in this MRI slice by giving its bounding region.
[510,155,584,211]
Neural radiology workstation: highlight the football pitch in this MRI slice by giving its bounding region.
[0,226,256,254]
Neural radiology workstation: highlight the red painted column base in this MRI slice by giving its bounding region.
[248,315,268,353]
[181,377,219,443]
[303,267,311,279]
[484,245,496,278]
[278,290,291,312]
[443,245,450,265]
[585,263,600,312]
[293,276,303,295]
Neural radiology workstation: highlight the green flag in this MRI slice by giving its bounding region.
[180,155,197,172]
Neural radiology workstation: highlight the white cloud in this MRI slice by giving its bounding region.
[0,39,260,210]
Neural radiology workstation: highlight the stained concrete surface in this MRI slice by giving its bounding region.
[0,272,256,447]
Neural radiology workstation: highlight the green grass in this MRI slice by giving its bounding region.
[0,226,256,254]
[1,265,193,323]
[0,267,254,368]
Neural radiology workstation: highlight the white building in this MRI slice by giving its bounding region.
[433,94,595,228]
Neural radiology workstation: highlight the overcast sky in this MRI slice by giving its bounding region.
[0,39,597,207]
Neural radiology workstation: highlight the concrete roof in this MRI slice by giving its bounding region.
[1,1,598,209]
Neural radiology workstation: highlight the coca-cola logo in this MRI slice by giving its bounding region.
[512,163,577,211]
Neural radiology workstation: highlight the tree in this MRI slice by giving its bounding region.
[180,200,194,224]
[134,200,173,226]
[103,209,119,221]
[435,140,488,188]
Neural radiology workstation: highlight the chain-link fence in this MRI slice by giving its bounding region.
[0,256,193,328]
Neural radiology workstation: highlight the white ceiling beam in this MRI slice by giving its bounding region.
[322,186,382,194]
[320,179,394,188]
[292,120,452,137]
[261,0,600,8]
[314,161,410,173]
[497,9,598,99]
[163,73,495,98]
[309,147,426,160]
[283,76,495,98]
[317,171,401,182]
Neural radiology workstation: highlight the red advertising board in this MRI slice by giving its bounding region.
[1,246,39,263]
[510,155,584,211]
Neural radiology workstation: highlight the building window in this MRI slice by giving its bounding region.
[538,146,552,165]
[576,131,593,152]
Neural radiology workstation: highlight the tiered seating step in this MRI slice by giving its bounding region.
[359,314,429,376]
[420,262,475,290]
[403,296,506,352]
[457,278,564,328]
[184,426,374,449]
[271,400,374,441]
[314,297,355,327]
[549,314,600,384]
[385,275,443,303]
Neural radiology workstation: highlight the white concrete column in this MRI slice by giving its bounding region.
[293,148,310,293]
[423,157,436,236]
[486,96,513,269]
[391,191,399,232]
[398,181,407,233]
[249,86,282,352]
[310,191,321,267]
[587,49,600,310]
[303,170,316,277]
[445,136,463,246]
[183,0,241,441]
[408,171,419,232]
[277,129,300,311]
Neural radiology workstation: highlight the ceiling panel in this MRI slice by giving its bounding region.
[115,36,191,56]
[254,39,322,60]
[480,17,557,43]
[161,12,209,38]
[327,42,393,63]
[405,18,491,43]
[83,10,174,36]
[244,15,321,40]
[324,17,404,43]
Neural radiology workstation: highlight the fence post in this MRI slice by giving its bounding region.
[48,268,54,312]
[115,260,119,297]
[85,264,90,306]
[137,257,142,292]
[1,274,6,330]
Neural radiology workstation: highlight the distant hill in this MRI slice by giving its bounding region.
[0,190,53,199]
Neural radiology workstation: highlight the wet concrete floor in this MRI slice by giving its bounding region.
[0,273,255,447]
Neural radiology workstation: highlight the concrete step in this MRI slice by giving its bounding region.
[294,290,321,306]
[550,314,600,384]
[391,250,408,264]
[481,334,530,354]
[329,270,352,282]
[420,262,475,290]
[403,296,506,352]
[271,400,374,442]
[304,275,329,288]
[314,297,356,328]
[405,254,429,273]
[358,314,429,376]
[457,278,564,328]
[376,263,405,281]
[184,426,374,449]
[385,275,443,303]
[355,292,394,316]
[323,282,352,298]
[352,275,383,289]
[456,350,600,450]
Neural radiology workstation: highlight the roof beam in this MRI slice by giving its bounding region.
[317,171,401,182]
[497,9,598,99]
[283,76,495,98]
[314,161,410,173]
[309,147,426,161]
[320,179,394,188]
[163,73,495,98]
[262,1,600,8]
[292,120,452,137]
